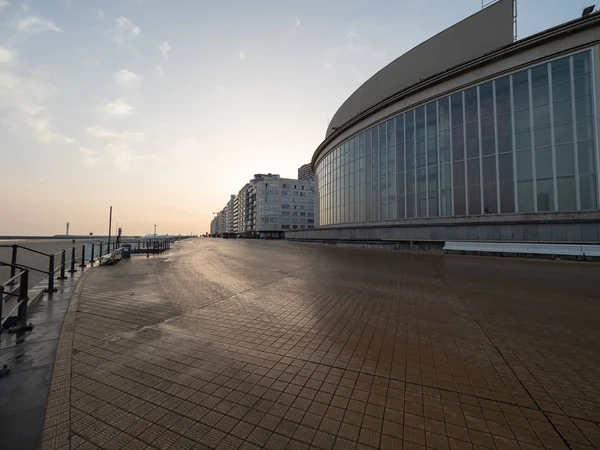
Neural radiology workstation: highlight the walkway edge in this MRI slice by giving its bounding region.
[39,269,90,450]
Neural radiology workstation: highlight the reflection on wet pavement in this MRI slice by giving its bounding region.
[40,239,600,449]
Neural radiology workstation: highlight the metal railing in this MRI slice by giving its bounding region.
[0,242,121,295]
[1,265,33,336]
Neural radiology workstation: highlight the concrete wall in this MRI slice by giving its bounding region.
[326,0,513,138]
[285,211,600,245]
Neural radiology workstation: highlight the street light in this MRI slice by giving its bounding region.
[153,224,157,241]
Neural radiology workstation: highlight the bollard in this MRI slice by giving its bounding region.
[69,247,77,273]
[46,254,57,293]
[90,244,95,266]
[80,245,86,268]
[57,250,67,280]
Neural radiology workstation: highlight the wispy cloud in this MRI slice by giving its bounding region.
[346,29,368,55]
[99,99,134,117]
[79,147,100,166]
[96,9,105,19]
[323,61,335,70]
[154,65,166,77]
[237,50,245,61]
[292,17,301,33]
[0,69,72,143]
[86,125,147,170]
[0,45,17,65]
[158,40,171,59]
[16,16,62,33]
[113,69,141,87]
[111,16,140,45]
[86,125,144,142]
[29,119,73,143]
[0,1,9,9]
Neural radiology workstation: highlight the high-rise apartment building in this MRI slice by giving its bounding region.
[297,163,314,181]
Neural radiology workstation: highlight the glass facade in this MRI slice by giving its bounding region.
[316,50,599,226]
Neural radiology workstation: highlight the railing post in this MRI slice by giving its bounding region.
[58,250,67,280]
[90,244,95,266]
[80,245,86,268]
[0,285,4,335]
[69,247,77,273]
[14,270,33,333]
[46,254,56,293]
[9,245,17,282]
[99,242,103,258]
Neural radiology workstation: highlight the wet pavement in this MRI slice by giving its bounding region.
[33,239,600,449]
[1,269,83,450]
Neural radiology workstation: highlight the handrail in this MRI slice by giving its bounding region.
[1,268,26,287]
[0,244,51,257]
[0,261,49,275]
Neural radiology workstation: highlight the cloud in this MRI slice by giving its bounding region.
[323,61,334,70]
[86,125,148,170]
[0,69,72,143]
[158,40,171,59]
[292,17,301,33]
[113,69,141,87]
[96,9,105,19]
[99,99,134,117]
[16,16,62,33]
[237,50,245,61]
[346,29,368,55]
[79,147,100,166]
[86,124,144,142]
[0,46,17,65]
[111,16,140,45]
[29,119,73,143]
[154,65,165,77]
[0,1,9,9]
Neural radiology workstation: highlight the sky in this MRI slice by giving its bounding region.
[0,0,591,236]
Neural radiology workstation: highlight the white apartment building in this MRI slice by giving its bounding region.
[210,173,316,238]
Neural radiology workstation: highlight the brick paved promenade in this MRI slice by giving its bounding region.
[41,240,600,449]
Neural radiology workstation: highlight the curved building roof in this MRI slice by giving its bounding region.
[325,0,514,139]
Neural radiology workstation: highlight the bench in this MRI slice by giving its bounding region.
[443,241,600,259]
[99,248,123,266]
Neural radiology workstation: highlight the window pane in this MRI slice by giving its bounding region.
[468,186,481,215]
[557,177,577,211]
[578,140,596,174]
[467,159,480,186]
[580,173,597,209]
[500,182,515,213]
[535,147,553,180]
[482,156,495,183]
[517,150,533,181]
[555,143,575,176]
[518,181,534,213]
[499,152,514,182]
[537,179,554,212]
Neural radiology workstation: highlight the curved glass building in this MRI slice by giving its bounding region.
[300,0,600,244]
